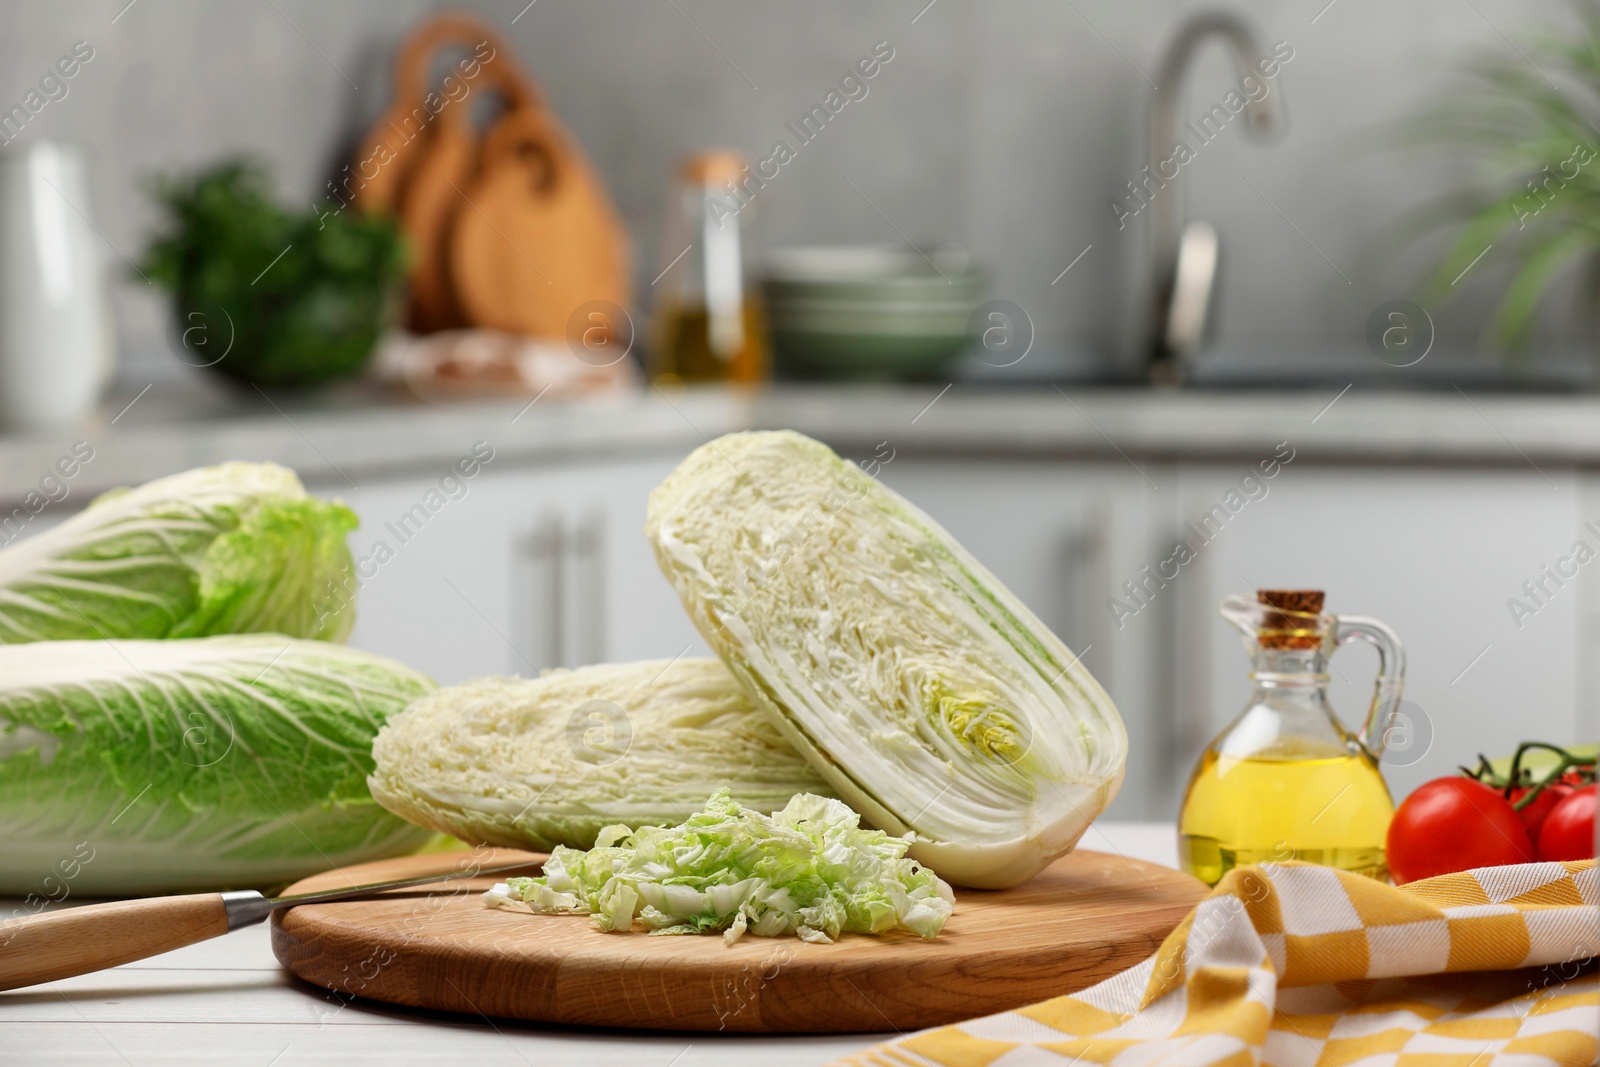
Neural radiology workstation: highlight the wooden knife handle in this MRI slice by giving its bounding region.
[0,894,229,992]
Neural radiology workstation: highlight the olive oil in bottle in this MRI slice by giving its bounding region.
[1178,589,1404,886]
[1179,738,1394,887]
[649,151,768,386]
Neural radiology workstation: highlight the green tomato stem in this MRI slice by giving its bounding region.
[1503,741,1597,810]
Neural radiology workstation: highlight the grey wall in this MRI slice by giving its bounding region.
[0,0,1575,387]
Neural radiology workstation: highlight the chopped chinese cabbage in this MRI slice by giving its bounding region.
[485,789,954,945]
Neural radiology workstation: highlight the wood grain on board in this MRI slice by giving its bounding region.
[271,847,1206,1033]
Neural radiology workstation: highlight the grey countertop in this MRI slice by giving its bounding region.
[3,380,1598,500]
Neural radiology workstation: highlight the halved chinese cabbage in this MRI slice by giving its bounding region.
[645,430,1127,888]
[0,635,435,895]
[0,462,357,643]
[369,658,835,852]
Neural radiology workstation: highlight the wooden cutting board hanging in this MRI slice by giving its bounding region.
[353,13,630,337]
[271,847,1207,1033]
[449,100,631,338]
[354,14,499,333]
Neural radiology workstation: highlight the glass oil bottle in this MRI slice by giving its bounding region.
[1179,589,1406,886]
[649,151,768,385]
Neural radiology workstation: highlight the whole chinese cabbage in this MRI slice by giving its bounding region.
[486,789,953,945]
[370,658,835,851]
[646,431,1127,889]
[0,462,357,643]
[0,635,435,895]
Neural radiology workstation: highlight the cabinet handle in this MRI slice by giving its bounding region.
[517,511,607,671]
[1155,523,1211,799]
[518,514,565,670]
[573,510,606,666]
[1058,501,1112,675]
[543,516,565,669]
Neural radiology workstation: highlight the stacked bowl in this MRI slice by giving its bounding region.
[762,245,985,381]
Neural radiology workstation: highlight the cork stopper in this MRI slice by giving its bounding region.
[1256,589,1325,650]
[680,150,746,185]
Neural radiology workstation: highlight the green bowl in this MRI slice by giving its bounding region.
[762,245,985,381]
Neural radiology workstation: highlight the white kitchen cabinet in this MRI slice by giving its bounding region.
[878,457,1172,818]
[333,455,707,686]
[1170,462,1587,808]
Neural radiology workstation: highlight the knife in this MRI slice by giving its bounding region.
[0,856,543,992]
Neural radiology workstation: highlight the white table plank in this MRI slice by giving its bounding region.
[3,968,371,1025]
[1,1023,875,1067]
[0,823,1185,1065]
[114,924,280,971]
[1077,821,1176,870]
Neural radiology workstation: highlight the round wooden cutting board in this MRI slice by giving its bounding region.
[271,847,1206,1033]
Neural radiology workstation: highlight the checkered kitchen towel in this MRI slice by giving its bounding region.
[830,860,1599,1067]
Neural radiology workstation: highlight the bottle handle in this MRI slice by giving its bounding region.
[1327,614,1407,759]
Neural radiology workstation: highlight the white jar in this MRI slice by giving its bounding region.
[0,141,113,431]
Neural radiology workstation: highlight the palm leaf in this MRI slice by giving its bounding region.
[1487,227,1598,351]
[1393,0,1600,354]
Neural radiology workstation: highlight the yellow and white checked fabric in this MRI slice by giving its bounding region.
[831,860,1599,1067]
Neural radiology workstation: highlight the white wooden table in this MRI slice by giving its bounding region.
[1,823,1180,1066]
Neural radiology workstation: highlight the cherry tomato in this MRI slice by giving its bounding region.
[1536,785,1597,862]
[1387,778,1536,884]
[1509,781,1574,843]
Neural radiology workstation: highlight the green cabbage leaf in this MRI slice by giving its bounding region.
[645,431,1128,889]
[485,789,954,945]
[0,635,435,895]
[0,462,357,643]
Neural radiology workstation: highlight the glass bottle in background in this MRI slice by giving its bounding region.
[649,151,767,385]
[1178,590,1405,886]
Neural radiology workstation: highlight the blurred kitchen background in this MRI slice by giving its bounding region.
[1,0,1598,818]
[11,0,1599,383]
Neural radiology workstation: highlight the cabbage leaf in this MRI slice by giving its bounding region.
[0,635,435,894]
[485,789,954,945]
[0,462,357,644]
[645,431,1128,888]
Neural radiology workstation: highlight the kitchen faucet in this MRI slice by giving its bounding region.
[1145,11,1284,386]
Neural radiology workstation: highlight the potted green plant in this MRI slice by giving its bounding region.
[139,160,404,388]
[1397,2,1600,358]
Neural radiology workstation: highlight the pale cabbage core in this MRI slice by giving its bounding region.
[647,432,1127,867]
